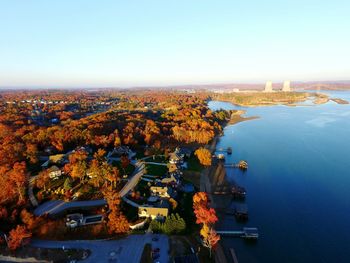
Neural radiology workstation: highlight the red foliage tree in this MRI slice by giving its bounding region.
[7,225,32,250]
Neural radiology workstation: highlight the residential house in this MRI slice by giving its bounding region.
[138,199,170,219]
[169,151,182,164]
[150,186,174,198]
[168,163,179,173]
[107,146,135,161]
[160,173,179,185]
[66,213,104,228]
[48,165,63,179]
[41,154,67,169]
[138,206,169,220]
[178,147,192,158]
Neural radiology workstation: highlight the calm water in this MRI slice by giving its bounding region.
[208,91,350,263]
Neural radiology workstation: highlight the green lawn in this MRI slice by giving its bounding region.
[111,161,136,176]
[175,192,196,234]
[187,155,203,172]
[122,202,139,221]
[134,180,151,198]
[145,163,167,176]
[135,151,146,159]
[143,155,167,163]
[47,177,66,190]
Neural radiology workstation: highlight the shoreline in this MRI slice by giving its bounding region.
[228,110,260,125]
[202,110,258,263]
[215,93,349,108]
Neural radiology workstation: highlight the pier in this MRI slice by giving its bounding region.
[212,184,246,199]
[224,163,238,168]
[216,227,259,240]
[216,147,232,154]
[230,248,239,263]
[224,160,248,170]
[232,185,246,199]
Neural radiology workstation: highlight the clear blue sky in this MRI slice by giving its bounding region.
[0,0,349,87]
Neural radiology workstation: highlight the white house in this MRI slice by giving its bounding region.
[48,165,62,179]
[138,206,169,220]
[169,152,182,164]
[150,186,173,198]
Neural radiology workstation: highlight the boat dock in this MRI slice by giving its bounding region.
[224,163,238,168]
[216,147,232,154]
[216,227,259,240]
[230,248,239,263]
[224,160,248,170]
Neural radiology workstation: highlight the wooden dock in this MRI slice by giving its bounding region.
[216,147,232,154]
[216,227,259,240]
[224,160,248,169]
[230,248,239,263]
[224,163,238,168]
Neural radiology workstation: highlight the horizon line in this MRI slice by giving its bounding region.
[0,79,350,90]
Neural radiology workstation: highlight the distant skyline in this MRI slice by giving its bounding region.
[1,0,349,87]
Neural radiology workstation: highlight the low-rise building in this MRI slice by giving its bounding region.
[48,165,63,179]
[168,163,179,173]
[66,213,104,228]
[169,152,182,164]
[138,199,170,219]
[150,186,173,198]
[41,154,67,169]
[138,206,169,220]
[178,147,192,158]
[107,146,130,158]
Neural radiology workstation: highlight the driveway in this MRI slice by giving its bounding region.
[34,199,107,217]
[30,234,169,263]
[118,161,145,197]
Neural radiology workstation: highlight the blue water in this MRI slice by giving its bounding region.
[208,92,350,263]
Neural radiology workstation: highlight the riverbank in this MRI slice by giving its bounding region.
[331,98,349,104]
[211,91,347,108]
[229,110,259,125]
[200,109,259,263]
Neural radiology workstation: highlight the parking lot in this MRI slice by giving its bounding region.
[31,234,169,263]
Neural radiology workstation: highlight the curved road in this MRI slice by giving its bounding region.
[34,161,145,217]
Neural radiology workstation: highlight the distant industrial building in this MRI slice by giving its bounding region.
[282,80,291,92]
[264,80,292,92]
[264,81,273,92]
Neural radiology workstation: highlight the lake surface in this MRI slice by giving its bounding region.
[208,91,350,263]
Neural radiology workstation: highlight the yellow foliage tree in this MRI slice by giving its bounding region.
[194,147,212,166]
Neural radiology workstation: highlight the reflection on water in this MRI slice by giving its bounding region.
[208,91,350,263]
[305,116,337,127]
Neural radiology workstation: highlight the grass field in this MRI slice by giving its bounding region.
[187,155,203,172]
[146,163,168,176]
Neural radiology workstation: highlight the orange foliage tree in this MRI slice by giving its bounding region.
[9,162,28,202]
[103,190,129,234]
[200,224,220,257]
[7,225,32,250]
[64,150,88,182]
[193,192,220,257]
[195,147,212,166]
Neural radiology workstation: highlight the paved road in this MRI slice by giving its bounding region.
[34,161,145,217]
[122,196,140,208]
[34,199,107,217]
[28,176,39,207]
[144,161,168,166]
[119,161,145,197]
[30,234,169,263]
